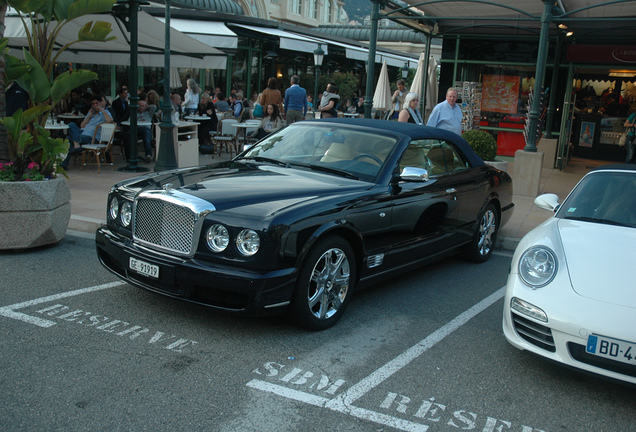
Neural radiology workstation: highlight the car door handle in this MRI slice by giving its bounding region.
[446,188,457,194]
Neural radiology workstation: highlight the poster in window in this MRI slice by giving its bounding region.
[481,75,521,113]
[579,121,595,148]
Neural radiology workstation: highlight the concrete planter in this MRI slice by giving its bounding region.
[485,160,509,173]
[0,177,71,250]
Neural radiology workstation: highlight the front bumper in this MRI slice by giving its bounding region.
[95,227,298,315]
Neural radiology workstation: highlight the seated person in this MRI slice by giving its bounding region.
[170,93,182,122]
[136,100,156,162]
[60,95,114,169]
[214,92,230,113]
[251,103,284,140]
[111,87,130,126]
[196,92,218,147]
[228,93,244,119]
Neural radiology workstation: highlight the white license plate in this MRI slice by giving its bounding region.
[129,257,159,279]
[586,334,636,365]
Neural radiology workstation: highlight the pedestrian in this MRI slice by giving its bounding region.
[390,79,408,119]
[259,77,284,120]
[624,112,636,164]
[318,83,340,119]
[398,92,424,125]
[182,78,201,115]
[111,86,130,125]
[283,75,307,125]
[427,87,463,136]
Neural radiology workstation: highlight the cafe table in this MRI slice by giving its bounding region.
[234,122,260,152]
[121,120,153,127]
[343,113,360,118]
[58,113,85,124]
[185,114,212,121]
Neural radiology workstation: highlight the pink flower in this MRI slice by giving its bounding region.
[28,162,39,170]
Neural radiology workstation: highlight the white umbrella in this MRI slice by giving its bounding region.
[408,51,427,102]
[425,56,439,119]
[373,60,393,113]
[170,68,182,89]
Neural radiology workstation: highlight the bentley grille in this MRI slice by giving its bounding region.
[133,198,197,255]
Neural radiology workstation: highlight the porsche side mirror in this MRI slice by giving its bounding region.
[534,193,560,212]
[399,166,429,182]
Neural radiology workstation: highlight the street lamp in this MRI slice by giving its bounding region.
[313,43,324,117]
[402,62,409,80]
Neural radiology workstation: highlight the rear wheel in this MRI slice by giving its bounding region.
[290,236,355,331]
[463,203,498,263]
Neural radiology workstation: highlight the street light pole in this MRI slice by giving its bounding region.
[154,0,177,171]
[313,43,324,118]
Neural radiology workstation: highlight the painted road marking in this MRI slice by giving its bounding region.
[247,287,508,432]
[0,282,126,327]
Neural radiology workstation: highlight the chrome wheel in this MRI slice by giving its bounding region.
[307,247,350,321]
[290,236,355,330]
[463,203,498,263]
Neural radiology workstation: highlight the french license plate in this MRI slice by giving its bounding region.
[586,334,636,365]
[129,257,159,279]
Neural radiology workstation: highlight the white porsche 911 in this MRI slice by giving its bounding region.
[503,164,636,384]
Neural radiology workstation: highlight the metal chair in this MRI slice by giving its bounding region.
[212,118,238,157]
[81,122,117,173]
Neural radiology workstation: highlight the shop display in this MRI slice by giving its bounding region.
[455,81,482,131]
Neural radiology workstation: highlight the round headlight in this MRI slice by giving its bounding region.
[518,246,558,288]
[206,224,229,252]
[236,229,260,256]
[120,201,132,227]
[109,197,119,221]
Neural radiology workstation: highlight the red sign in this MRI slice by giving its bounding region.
[566,45,636,64]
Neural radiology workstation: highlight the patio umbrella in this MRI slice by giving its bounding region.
[408,51,427,101]
[170,68,182,89]
[373,60,392,113]
[425,56,439,120]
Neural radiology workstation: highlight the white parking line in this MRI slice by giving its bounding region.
[0,282,125,327]
[248,286,506,431]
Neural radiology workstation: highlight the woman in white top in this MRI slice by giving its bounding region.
[182,78,201,115]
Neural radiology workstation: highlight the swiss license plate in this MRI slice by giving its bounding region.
[129,257,159,279]
[586,334,636,365]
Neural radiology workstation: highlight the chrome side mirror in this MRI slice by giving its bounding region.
[400,166,429,182]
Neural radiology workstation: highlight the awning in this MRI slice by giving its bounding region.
[157,18,238,50]
[230,24,329,55]
[4,9,227,69]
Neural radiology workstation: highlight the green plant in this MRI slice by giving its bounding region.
[462,129,498,161]
[0,0,116,181]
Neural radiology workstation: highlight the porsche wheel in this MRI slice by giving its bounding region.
[463,203,498,263]
[290,236,355,331]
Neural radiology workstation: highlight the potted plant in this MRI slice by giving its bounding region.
[462,129,509,172]
[0,0,116,250]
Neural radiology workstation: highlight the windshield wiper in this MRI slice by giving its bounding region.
[240,156,289,168]
[563,216,632,227]
[308,164,360,180]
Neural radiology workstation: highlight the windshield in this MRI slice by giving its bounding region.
[556,172,636,228]
[239,123,399,182]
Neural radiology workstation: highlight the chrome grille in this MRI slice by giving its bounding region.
[134,198,197,255]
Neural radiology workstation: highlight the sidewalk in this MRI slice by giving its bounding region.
[65,152,604,251]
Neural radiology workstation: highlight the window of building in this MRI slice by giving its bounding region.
[290,0,302,15]
[309,0,318,19]
[323,0,332,23]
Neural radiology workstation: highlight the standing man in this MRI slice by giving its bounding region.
[427,87,463,136]
[390,79,408,119]
[111,87,130,125]
[284,75,307,125]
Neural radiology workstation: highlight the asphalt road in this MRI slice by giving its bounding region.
[1,233,633,432]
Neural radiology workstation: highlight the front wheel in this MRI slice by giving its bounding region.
[289,236,356,331]
[463,203,498,263]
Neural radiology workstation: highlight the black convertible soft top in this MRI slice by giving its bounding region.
[310,118,485,167]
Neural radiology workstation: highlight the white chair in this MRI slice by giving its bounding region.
[212,118,238,157]
[81,122,117,173]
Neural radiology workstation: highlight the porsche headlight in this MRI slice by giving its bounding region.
[236,229,260,256]
[518,246,558,288]
[108,196,119,221]
[206,224,229,252]
[120,201,132,227]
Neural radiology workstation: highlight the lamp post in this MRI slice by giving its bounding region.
[313,43,324,117]
[154,0,177,171]
[402,62,409,80]
[114,0,150,173]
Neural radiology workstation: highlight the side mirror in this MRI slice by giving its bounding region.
[399,166,429,182]
[534,193,560,212]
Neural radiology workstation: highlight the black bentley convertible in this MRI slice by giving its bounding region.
[96,119,513,330]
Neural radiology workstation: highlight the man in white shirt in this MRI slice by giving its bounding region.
[427,88,463,136]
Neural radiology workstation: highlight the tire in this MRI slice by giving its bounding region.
[289,236,356,331]
[463,203,498,263]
